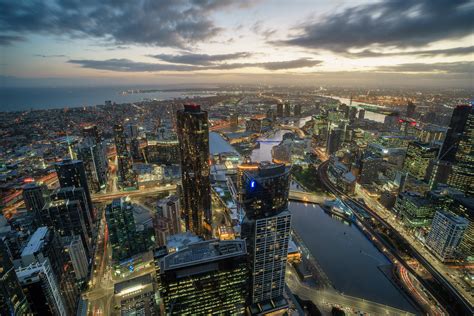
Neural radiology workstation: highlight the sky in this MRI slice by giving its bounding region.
[0,0,473,87]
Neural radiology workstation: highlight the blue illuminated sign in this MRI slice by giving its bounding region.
[250,180,256,188]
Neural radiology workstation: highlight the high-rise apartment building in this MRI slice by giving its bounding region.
[439,105,471,162]
[77,138,108,193]
[114,124,138,189]
[19,227,78,315]
[155,195,181,246]
[241,163,291,314]
[276,103,284,118]
[284,102,291,117]
[177,103,212,239]
[447,106,473,195]
[22,182,50,226]
[294,104,302,117]
[158,239,248,315]
[55,159,94,219]
[406,101,416,118]
[426,210,469,262]
[42,199,91,254]
[50,186,93,236]
[0,239,30,316]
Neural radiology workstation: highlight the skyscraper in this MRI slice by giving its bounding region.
[241,163,291,314]
[155,195,181,246]
[284,102,291,117]
[327,128,343,155]
[158,239,248,315]
[19,227,79,315]
[106,197,153,261]
[41,199,91,254]
[77,138,108,193]
[426,210,469,262]
[447,105,473,195]
[55,159,94,219]
[82,125,101,144]
[406,101,416,118]
[114,124,138,189]
[276,103,284,118]
[294,103,302,117]
[22,182,50,226]
[50,187,93,236]
[177,103,212,239]
[0,239,30,316]
[439,105,471,162]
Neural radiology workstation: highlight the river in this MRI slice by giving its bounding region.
[325,96,387,123]
[248,129,417,313]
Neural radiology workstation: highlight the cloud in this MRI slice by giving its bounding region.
[68,58,322,72]
[375,61,473,74]
[0,34,24,45]
[34,54,67,58]
[150,52,252,65]
[68,59,199,72]
[0,0,253,48]
[276,0,474,52]
[346,46,474,58]
[214,58,322,71]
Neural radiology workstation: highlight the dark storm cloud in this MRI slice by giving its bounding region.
[276,0,474,52]
[0,0,252,48]
[375,61,473,74]
[0,34,24,45]
[68,58,322,72]
[150,52,253,65]
[346,46,474,58]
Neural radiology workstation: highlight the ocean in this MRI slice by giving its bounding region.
[0,86,216,112]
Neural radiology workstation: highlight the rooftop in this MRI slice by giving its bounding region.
[21,226,49,257]
[161,239,246,271]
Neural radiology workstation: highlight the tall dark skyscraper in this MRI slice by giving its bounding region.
[447,105,473,195]
[276,103,284,117]
[177,103,212,239]
[19,227,79,315]
[0,239,30,316]
[113,124,138,189]
[77,138,108,193]
[55,159,94,219]
[439,105,472,162]
[82,125,102,144]
[42,199,91,254]
[241,163,291,314]
[22,182,50,226]
[406,101,416,118]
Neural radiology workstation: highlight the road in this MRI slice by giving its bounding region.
[91,184,177,202]
[286,264,415,316]
[356,184,474,308]
[318,160,471,315]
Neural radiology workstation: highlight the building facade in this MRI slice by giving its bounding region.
[114,124,138,189]
[241,163,291,314]
[0,239,30,316]
[426,210,469,262]
[177,103,212,239]
[158,240,248,315]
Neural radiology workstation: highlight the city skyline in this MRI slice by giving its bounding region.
[1,0,473,87]
[0,1,473,315]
